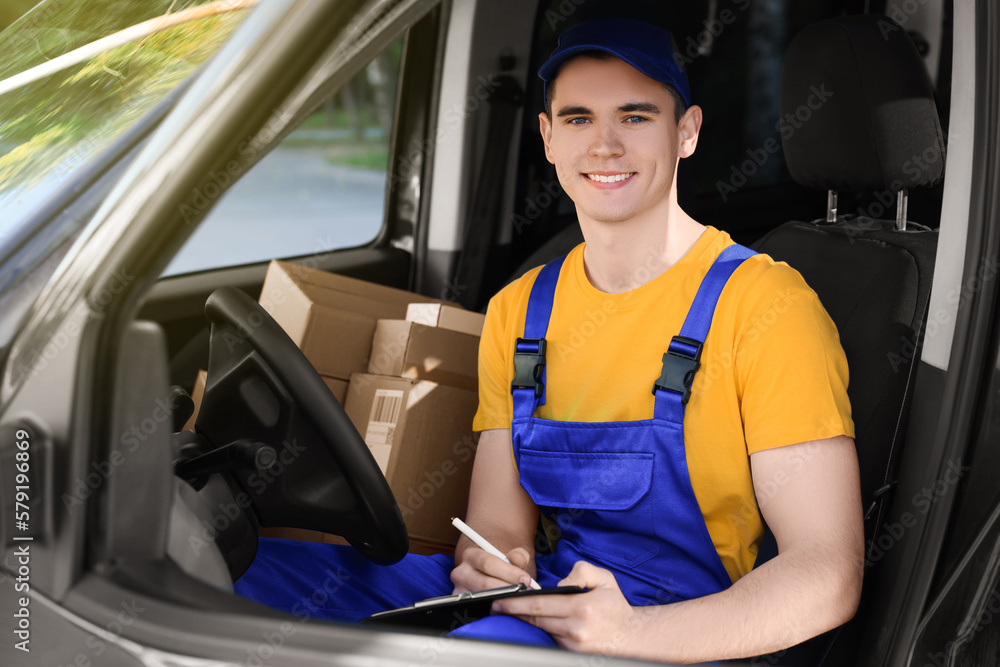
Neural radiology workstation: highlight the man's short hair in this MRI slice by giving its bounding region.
[543,51,688,124]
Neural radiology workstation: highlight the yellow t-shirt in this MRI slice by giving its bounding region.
[472,226,854,583]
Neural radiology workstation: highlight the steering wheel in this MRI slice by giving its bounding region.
[180,286,408,578]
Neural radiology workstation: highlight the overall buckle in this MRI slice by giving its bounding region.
[512,338,546,398]
[652,336,703,404]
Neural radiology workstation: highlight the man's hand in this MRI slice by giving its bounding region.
[492,561,641,656]
[450,546,535,593]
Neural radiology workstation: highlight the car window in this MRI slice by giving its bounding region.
[0,1,251,253]
[0,0,254,358]
[161,36,405,277]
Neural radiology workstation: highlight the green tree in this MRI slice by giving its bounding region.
[0,0,247,195]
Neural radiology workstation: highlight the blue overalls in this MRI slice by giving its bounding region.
[235,243,756,647]
[516,243,757,606]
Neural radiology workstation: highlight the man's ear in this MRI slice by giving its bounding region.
[677,105,703,159]
[538,111,555,164]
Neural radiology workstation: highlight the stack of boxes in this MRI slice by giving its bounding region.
[248,260,485,554]
[347,302,484,553]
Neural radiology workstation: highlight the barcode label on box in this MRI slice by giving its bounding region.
[369,388,403,424]
[365,389,403,446]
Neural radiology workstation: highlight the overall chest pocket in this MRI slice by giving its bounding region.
[518,448,660,568]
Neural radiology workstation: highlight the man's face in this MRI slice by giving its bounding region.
[539,56,699,225]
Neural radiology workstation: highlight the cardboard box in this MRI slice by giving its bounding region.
[258,260,444,381]
[406,303,485,337]
[408,538,456,556]
[367,320,480,392]
[344,373,479,549]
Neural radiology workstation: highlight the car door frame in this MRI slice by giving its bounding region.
[854,1,1000,665]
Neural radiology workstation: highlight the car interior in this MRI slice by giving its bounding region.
[49,0,955,664]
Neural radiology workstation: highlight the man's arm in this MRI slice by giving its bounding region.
[450,428,540,593]
[493,435,864,663]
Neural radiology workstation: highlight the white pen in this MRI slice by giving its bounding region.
[452,517,542,590]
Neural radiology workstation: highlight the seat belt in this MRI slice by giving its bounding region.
[451,70,523,311]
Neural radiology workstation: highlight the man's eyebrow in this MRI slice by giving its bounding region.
[555,102,662,117]
[619,102,661,114]
[556,105,592,117]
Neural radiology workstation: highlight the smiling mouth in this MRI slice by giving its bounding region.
[585,172,635,183]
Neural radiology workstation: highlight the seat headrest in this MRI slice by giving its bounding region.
[780,14,945,193]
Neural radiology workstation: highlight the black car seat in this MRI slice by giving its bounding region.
[749,13,944,665]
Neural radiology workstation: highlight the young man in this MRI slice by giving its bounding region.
[236,18,863,663]
[448,17,863,662]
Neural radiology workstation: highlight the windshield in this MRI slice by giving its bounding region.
[0,0,253,259]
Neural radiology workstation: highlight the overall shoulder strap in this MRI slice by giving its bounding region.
[653,243,757,423]
[511,255,566,418]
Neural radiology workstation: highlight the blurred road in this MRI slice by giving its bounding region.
[163,145,387,276]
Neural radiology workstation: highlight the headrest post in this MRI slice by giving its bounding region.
[896,190,909,231]
[826,190,838,223]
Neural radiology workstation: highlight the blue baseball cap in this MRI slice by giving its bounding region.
[539,18,691,109]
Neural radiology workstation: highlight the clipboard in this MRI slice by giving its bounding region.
[361,583,586,631]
